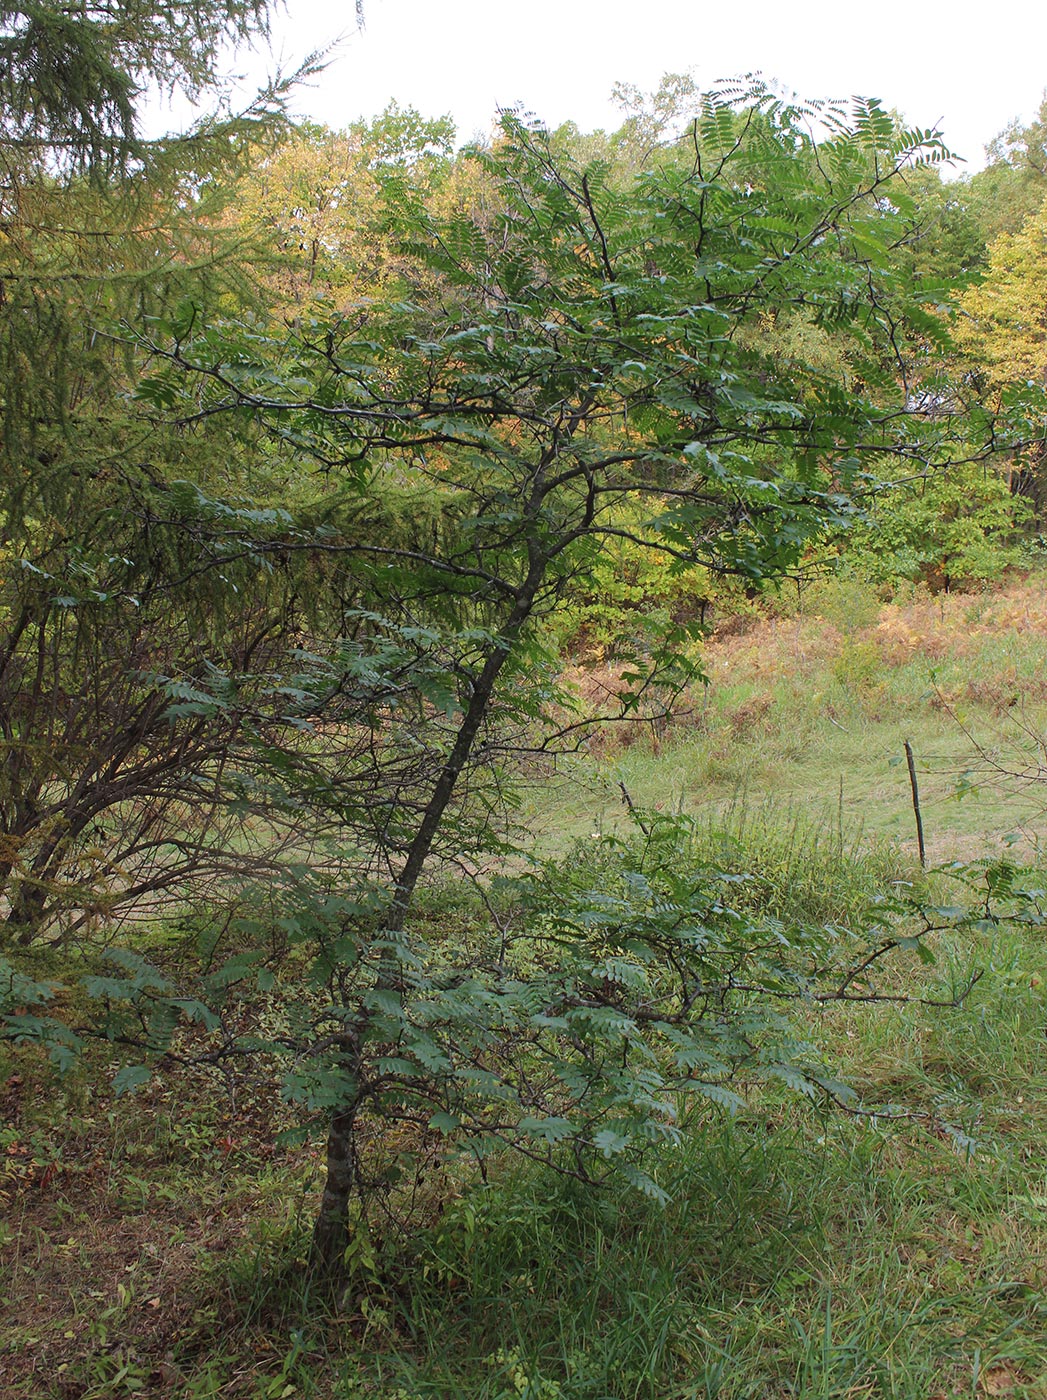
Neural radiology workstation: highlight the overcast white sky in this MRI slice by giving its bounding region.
[154,0,1047,173]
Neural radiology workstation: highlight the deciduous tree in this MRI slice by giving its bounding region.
[126,92,970,1272]
[228,107,455,322]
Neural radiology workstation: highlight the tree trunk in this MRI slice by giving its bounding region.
[308,578,546,1270]
[7,879,49,945]
[309,1107,357,1276]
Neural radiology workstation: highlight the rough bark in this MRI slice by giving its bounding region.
[309,1107,358,1275]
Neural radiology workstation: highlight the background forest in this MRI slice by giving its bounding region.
[3,3,1047,1397]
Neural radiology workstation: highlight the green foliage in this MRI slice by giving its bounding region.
[97,87,986,1264]
[0,0,323,946]
[845,463,1032,589]
[6,830,1047,1397]
[0,0,303,513]
[228,105,456,320]
[697,797,916,925]
[0,0,280,180]
[8,561,1047,1392]
[201,819,859,1195]
[0,953,81,1070]
[13,815,1040,1210]
[965,91,1047,244]
[549,497,716,657]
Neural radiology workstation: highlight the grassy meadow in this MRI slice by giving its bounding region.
[538,577,1047,864]
[3,577,1047,1399]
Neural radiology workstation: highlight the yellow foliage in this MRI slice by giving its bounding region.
[740,308,854,388]
[227,127,391,319]
[956,194,1047,388]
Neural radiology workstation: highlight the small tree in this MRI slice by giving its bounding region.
[98,91,969,1270]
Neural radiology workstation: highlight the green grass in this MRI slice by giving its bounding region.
[525,576,1047,865]
[5,888,1046,1399]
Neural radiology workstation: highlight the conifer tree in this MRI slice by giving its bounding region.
[0,0,307,939]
